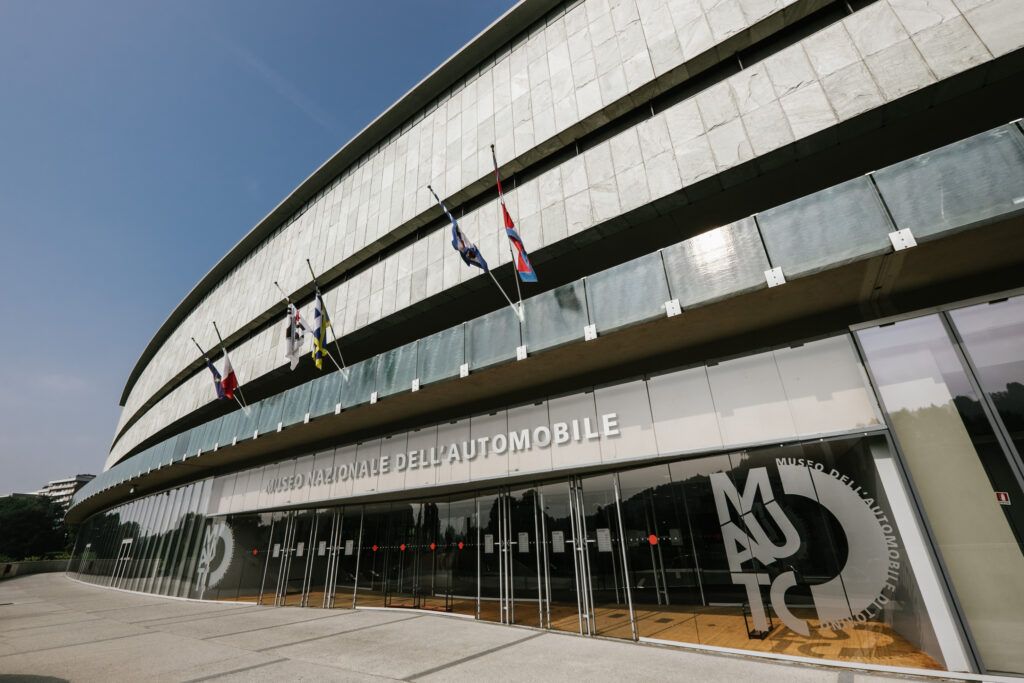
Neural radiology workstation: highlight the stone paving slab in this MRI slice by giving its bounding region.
[0,574,970,682]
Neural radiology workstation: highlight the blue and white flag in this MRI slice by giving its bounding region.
[429,186,489,272]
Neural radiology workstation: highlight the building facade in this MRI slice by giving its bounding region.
[66,0,1024,677]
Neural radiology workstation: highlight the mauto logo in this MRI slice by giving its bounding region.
[195,520,234,596]
[710,460,901,635]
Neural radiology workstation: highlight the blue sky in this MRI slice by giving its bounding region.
[0,0,513,494]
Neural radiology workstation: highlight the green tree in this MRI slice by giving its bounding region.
[0,496,66,561]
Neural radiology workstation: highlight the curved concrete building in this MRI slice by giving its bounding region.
[67,0,1024,677]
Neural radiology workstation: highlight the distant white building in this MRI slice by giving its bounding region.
[35,475,95,511]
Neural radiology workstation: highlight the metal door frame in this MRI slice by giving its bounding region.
[110,537,134,588]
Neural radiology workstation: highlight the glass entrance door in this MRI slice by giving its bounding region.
[110,537,133,589]
[327,508,360,608]
[384,502,424,609]
[280,512,314,606]
[538,481,580,633]
[479,487,543,626]
[258,511,314,606]
[303,509,338,607]
[570,474,634,638]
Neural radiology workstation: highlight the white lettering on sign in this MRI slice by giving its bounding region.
[712,459,902,637]
[263,412,622,494]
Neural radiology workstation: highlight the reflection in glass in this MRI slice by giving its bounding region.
[950,296,1024,460]
[417,326,465,387]
[468,307,520,370]
[584,252,670,333]
[873,124,1024,240]
[523,281,589,352]
[757,177,892,278]
[662,218,769,308]
[859,316,1024,674]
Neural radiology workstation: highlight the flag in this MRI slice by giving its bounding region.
[283,303,310,370]
[430,186,488,272]
[220,349,238,400]
[312,285,331,370]
[493,160,537,283]
[203,356,225,400]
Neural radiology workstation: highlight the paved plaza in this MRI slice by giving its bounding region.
[0,574,974,682]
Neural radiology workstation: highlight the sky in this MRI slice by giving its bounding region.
[0,0,514,494]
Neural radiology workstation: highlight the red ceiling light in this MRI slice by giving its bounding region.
[648,534,658,546]
[372,544,378,552]
[252,549,259,556]
[430,542,436,550]
[400,543,406,551]
[458,541,464,550]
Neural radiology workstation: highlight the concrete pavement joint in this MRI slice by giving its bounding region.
[133,605,264,626]
[0,631,151,658]
[126,606,251,623]
[0,616,104,633]
[199,609,359,640]
[83,601,172,614]
[403,631,547,681]
[255,613,425,652]
[178,657,290,683]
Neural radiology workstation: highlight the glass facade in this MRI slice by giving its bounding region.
[857,294,1024,675]
[74,290,1024,677]
[71,434,953,671]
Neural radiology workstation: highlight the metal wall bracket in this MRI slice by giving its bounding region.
[516,345,528,360]
[765,267,786,288]
[304,412,310,424]
[584,324,597,341]
[665,299,681,317]
[888,228,917,251]
[460,363,469,378]
[335,402,342,415]
[412,379,420,392]
[277,421,283,433]
[370,391,378,404]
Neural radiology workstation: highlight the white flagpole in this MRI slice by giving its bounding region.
[211,321,251,414]
[492,144,525,325]
[428,184,523,322]
[306,260,350,380]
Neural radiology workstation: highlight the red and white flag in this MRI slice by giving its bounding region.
[220,349,238,399]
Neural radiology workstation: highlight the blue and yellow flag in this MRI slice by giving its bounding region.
[312,283,331,370]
